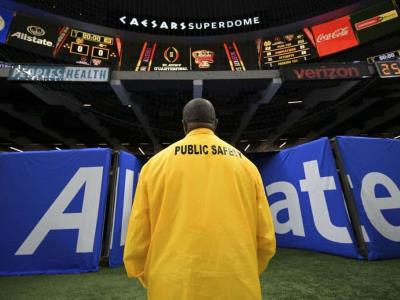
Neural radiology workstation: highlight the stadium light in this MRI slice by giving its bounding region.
[55,147,61,151]
[244,144,251,151]
[279,141,287,148]
[83,104,91,107]
[138,147,145,155]
[10,146,23,152]
[394,135,400,139]
[288,100,303,104]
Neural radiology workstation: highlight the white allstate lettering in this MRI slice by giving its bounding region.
[361,172,400,242]
[266,181,305,236]
[300,160,352,243]
[121,170,135,246]
[15,167,104,255]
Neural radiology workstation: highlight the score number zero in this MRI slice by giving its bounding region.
[70,42,110,60]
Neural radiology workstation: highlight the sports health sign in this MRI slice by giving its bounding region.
[254,138,360,258]
[311,16,359,57]
[0,149,111,275]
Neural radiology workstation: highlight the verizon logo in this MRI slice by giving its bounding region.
[316,27,349,43]
[291,66,361,80]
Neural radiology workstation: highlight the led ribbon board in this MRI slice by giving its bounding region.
[8,64,110,82]
[351,0,400,44]
[281,63,371,81]
[259,32,316,69]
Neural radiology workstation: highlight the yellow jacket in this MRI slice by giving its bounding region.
[124,128,276,300]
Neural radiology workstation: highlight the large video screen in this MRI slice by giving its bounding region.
[258,32,316,69]
[53,27,122,67]
[121,42,255,71]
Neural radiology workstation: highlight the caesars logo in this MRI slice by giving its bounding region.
[192,50,214,69]
[316,27,349,43]
[163,47,179,63]
[10,25,53,47]
[0,16,5,32]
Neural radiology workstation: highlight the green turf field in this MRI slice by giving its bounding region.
[1,248,399,300]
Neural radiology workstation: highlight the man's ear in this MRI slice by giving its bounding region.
[182,120,187,135]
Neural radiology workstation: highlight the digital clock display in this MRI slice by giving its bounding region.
[375,60,400,78]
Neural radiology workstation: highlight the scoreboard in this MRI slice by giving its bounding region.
[367,50,400,64]
[260,32,315,69]
[375,60,400,78]
[53,27,122,67]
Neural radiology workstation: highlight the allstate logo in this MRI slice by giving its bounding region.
[27,25,45,37]
[0,16,5,32]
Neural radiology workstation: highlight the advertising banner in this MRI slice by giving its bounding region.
[0,149,112,275]
[190,44,228,71]
[8,64,110,82]
[118,14,262,35]
[336,136,400,260]
[223,42,246,71]
[281,62,371,81]
[129,42,252,71]
[253,138,360,258]
[259,31,316,69]
[351,0,400,44]
[0,6,13,44]
[152,43,191,71]
[109,151,142,267]
[7,13,60,57]
[311,16,359,57]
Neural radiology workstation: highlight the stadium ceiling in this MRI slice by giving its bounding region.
[0,1,399,155]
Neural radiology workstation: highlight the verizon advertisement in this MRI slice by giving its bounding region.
[311,16,359,57]
[281,63,371,81]
[7,14,60,57]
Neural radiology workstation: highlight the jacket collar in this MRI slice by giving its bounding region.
[186,128,215,136]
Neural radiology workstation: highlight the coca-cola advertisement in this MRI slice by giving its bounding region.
[311,16,359,57]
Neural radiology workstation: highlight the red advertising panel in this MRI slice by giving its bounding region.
[311,16,359,57]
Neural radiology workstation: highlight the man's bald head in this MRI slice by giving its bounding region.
[182,98,217,134]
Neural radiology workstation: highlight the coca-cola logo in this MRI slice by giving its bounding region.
[316,27,349,43]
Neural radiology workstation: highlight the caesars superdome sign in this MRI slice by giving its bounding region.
[119,15,262,35]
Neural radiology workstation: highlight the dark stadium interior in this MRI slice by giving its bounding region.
[0,0,399,155]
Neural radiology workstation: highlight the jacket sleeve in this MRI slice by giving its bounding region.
[123,170,151,288]
[255,172,276,275]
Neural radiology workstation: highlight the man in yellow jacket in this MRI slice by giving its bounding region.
[124,98,276,299]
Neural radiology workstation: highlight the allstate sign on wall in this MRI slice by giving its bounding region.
[0,149,111,275]
[336,136,400,260]
[109,151,142,267]
[254,138,360,258]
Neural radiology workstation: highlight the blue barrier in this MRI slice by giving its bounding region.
[253,138,360,258]
[0,149,111,275]
[336,136,400,260]
[109,151,142,267]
